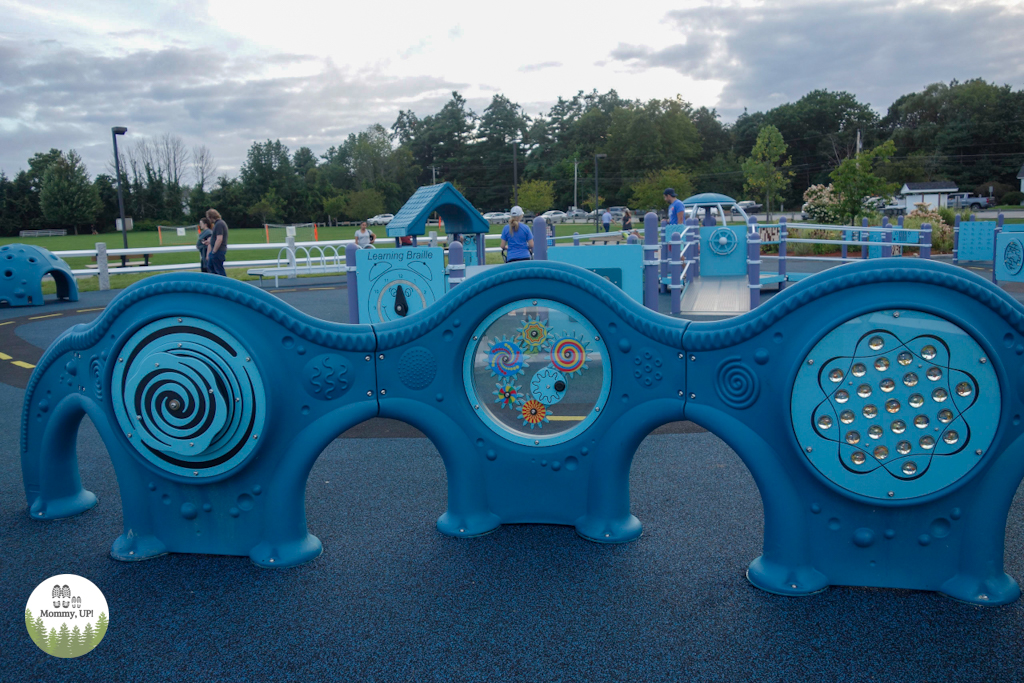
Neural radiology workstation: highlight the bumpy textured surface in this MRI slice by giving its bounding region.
[0,243,77,307]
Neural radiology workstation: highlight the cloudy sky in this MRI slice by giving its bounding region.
[1,0,1022,181]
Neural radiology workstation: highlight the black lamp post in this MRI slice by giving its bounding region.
[111,126,128,267]
[594,153,606,231]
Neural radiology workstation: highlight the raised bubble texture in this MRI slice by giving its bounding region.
[902,461,918,475]
[897,351,913,366]
[880,379,895,393]
[904,372,918,387]
[920,436,936,449]
[909,393,924,408]
[914,415,929,428]
[857,384,872,398]
[932,388,948,402]
[834,390,849,403]
[852,363,867,377]
[868,425,883,439]
[869,336,884,351]
[875,357,890,371]
[921,345,937,360]
[938,409,954,423]
[927,367,942,382]
[851,452,866,465]
[840,410,855,424]
[943,430,959,445]
[863,404,878,418]
[846,431,860,445]
[885,399,901,413]
[873,446,889,460]
[829,368,844,383]
[817,415,833,429]
[891,419,906,434]
[956,382,972,397]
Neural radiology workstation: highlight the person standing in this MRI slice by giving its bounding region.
[664,188,686,226]
[196,217,213,272]
[355,222,376,248]
[500,206,534,263]
[621,209,632,235]
[601,208,612,233]
[206,208,229,276]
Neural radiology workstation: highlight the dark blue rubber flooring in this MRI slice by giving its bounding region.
[3,280,1024,682]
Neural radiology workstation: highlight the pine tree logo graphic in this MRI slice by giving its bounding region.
[26,575,109,658]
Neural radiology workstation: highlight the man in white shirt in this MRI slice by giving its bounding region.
[601,209,612,233]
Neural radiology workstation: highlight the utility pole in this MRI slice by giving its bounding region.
[429,165,437,184]
[513,142,518,206]
[856,129,862,157]
[573,158,579,211]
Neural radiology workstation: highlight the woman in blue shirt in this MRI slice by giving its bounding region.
[500,206,534,262]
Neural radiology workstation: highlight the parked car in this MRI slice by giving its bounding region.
[731,200,762,215]
[483,212,510,224]
[367,213,394,226]
[565,208,588,220]
[948,193,994,210]
[542,210,568,224]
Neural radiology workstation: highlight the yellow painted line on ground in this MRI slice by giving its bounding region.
[12,361,35,369]
[76,307,106,313]
[0,321,13,326]
[547,415,586,421]
[0,352,11,360]
[271,289,298,294]
[309,287,336,290]
[28,313,63,320]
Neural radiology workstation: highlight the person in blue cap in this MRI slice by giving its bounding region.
[500,206,534,262]
[664,188,686,225]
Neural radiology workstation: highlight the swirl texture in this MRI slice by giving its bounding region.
[715,357,760,409]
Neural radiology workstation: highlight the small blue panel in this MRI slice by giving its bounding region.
[463,235,479,266]
[996,232,1024,282]
[356,247,447,323]
[958,221,997,261]
[700,225,746,276]
[386,182,490,237]
[547,245,643,303]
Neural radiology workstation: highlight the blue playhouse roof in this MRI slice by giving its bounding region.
[681,193,737,206]
[386,183,490,237]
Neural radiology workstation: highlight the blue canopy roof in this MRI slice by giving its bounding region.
[386,183,490,237]
[680,193,737,206]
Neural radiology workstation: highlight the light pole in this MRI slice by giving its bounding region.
[513,140,519,207]
[112,126,128,267]
[594,153,606,231]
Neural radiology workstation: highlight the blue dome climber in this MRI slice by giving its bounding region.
[0,243,79,307]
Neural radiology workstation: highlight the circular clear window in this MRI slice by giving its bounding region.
[464,299,610,446]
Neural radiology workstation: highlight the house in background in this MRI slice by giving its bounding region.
[900,181,958,211]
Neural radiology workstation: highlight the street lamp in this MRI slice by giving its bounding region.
[111,126,128,267]
[594,153,607,231]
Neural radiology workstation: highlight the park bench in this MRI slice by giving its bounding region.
[19,229,67,237]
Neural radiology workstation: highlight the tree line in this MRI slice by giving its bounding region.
[25,609,109,658]
[0,78,1021,236]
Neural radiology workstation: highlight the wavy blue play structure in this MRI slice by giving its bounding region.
[19,254,1024,605]
[0,243,78,307]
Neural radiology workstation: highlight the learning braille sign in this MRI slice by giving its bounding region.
[356,247,446,323]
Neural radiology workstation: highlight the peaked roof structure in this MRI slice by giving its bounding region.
[1017,163,1024,179]
[386,182,490,237]
[680,192,737,206]
[901,181,958,193]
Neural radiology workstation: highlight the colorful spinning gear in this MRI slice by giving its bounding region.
[487,336,528,377]
[550,334,588,376]
[520,399,549,428]
[530,367,566,405]
[492,382,524,410]
[516,317,551,353]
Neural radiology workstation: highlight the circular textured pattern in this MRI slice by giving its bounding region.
[715,357,760,409]
[708,227,738,256]
[530,367,567,405]
[464,299,610,447]
[631,349,665,388]
[111,317,266,479]
[516,317,551,354]
[487,338,527,378]
[304,354,351,399]
[1005,238,1023,276]
[792,309,1000,501]
[550,335,588,376]
[89,355,104,401]
[397,347,437,390]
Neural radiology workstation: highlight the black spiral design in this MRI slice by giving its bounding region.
[112,317,265,478]
[715,357,760,409]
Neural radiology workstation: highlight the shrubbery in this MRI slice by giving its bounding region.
[802,184,842,224]
[1003,191,1024,206]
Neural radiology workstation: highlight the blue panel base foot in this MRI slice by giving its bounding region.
[746,556,829,596]
[940,572,1021,606]
[574,514,643,544]
[28,490,97,520]
[111,532,168,561]
[250,535,323,568]
[436,511,502,538]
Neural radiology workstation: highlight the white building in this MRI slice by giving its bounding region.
[900,181,958,211]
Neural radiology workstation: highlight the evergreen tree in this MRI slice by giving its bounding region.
[25,609,43,650]
[95,611,109,647]
[70,625,83,658]
[39,150,100,234]
[48,627,58,655]
[82,622,95,653]
[830,141,899,225]
[57,622,71,658]
[34,613,47,651]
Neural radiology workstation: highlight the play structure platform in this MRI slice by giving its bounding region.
[677,275,750,313]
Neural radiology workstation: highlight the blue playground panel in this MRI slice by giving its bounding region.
[463,235,479,266]
[356,247,446,323]
[995,232,1024,282]
[0,243,78,307]
[699,224,746,276]
[547,244,643,303]
[21,259,1024,606]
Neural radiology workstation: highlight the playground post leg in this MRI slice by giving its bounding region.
[953,215,960,265]
[643,212,660,312]
[670,231,682,315]
[345,247,359,324]
[533,217,548,261]
[861,217,870,259]
[286,235,297,270]
[265,224,269,243]
[883,222,893,257]
[96,242,110,291]
[778,216,788,290]
[448,241,465,289]
[921,223,932,260]
[993,223,1001,284]
[684,230,696,284]
[573,232,580,247]
[747,226,761,310]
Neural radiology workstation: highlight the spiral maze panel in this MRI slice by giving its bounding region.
[791,310,999,501]
[465,299,610,446]
[111,317,267,479]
